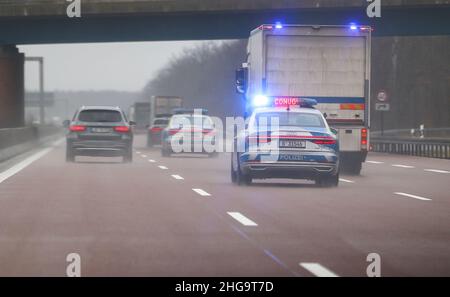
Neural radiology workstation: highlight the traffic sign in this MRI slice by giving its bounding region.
[375,103,390,111]
[377,90,388,102]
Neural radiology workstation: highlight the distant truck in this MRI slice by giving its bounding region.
[149,96,183,125]
[129,102,151,129]
[236,24,372,174]
[146,96,183,147]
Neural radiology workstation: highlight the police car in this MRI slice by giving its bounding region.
[231,98,339,186]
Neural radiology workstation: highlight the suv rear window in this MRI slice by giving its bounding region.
[78,110,122,123]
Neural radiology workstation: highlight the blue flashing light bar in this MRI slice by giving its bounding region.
[275,22,283,29]
[252,95,269,107]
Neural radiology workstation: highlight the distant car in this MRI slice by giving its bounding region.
[161,113,217,157]
[147,117,170,147]
[64,106,134,163]
[231,107,339,187]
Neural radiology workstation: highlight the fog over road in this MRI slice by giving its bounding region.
[0,135,449,276]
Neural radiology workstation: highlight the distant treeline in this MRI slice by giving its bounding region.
[143,40,247,119]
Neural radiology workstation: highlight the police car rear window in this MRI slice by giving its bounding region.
[256,112,325,128]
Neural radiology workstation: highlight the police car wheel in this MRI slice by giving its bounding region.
[316,174,338,187]
[231,156,238,183]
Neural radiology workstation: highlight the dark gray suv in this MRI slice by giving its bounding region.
[64,106,134,163]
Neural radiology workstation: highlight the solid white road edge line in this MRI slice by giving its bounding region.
[0,147,53,184]
[394,192,432,201]
[299,263,339,277]
[227,212,258,226]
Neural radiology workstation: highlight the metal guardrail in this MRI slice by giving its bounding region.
[371,136,450,159]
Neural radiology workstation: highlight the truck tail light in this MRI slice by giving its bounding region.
[114,126,130,133]
[361,128,368,150]
[69,125,86,132]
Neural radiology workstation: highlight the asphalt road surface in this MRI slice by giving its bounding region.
[0,135,449,276]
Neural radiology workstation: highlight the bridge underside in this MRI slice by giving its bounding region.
[1,6,450,45]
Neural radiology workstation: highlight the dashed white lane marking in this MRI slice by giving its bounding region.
[192,188,211,197]
[394,192,432,201]
[339,178,355,183]
[141,154,147,158]
[136,151,141,154]
[227,212,258,226]
[148,159,156,163]
[424,169,450,174]
[0,147,53,184]
[366,160,384,164]
[171,175,184,180]
[300,263,339,277]
[158,165,168,170]
[392,164,415,169]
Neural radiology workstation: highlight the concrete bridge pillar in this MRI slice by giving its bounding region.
[0,45,24,128]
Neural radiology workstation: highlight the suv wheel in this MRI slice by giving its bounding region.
[123,147,133,163]
[66,144,75,162]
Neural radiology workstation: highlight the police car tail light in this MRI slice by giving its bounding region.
[312,139,336,145]
[169,129,181,135]
[202,129,215,136]
[361,128,368,150]
[150,126,163,132]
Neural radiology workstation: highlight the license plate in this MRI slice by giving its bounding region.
[92,128,111,133]
[279,139,306,148]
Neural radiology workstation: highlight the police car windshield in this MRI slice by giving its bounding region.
[255,112,325,128]
[169,115,214,129]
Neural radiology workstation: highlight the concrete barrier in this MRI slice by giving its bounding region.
[0,125,63,162]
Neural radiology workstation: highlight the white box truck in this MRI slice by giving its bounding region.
[236,24,371,174]
[149,96,183,124]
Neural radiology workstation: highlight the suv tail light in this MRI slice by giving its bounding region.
[69,125,86,132]
[361,128,368,150]
[114,126,130,133]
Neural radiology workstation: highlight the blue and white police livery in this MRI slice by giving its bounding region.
[231,99,340,187]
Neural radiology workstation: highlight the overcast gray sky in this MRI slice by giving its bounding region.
[18,41,211,92]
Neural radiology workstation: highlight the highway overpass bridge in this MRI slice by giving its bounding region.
[0,0,449,128]
[0,0,449,45]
